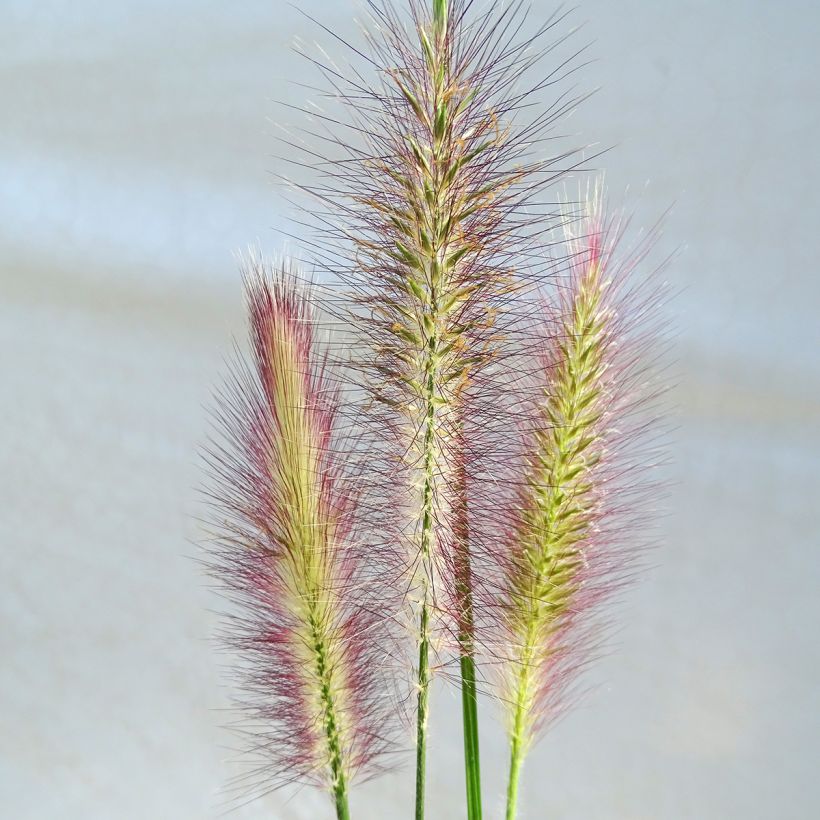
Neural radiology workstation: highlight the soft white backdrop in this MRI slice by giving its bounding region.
[2,1,818,817]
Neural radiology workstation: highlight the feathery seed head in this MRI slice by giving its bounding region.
[279,1,589,661]
[203,255,395,806]
[488,184,668,753]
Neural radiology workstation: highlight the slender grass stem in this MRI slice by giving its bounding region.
[415,598,431,820]
[460,651,482,819]
[505,631,536,820]
[505,727,524,820]
[504,260,608,819]
[378,1,497,813]
[455,422,482,820]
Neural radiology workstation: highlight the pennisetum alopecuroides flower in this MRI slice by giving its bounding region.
[482,186,667,819]
[203,257,396,819]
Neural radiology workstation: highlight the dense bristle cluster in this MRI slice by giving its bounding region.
[203,257,395,813]
[470,188,667,816]
[284,0,587,639]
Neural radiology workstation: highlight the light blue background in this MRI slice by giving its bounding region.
[2,1,818,817]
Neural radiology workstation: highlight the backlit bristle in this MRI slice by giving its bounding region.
[203,256,395,817]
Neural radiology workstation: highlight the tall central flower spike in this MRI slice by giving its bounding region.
[204,258,394,820]
[495,188,666,820]
[285,2,586,816]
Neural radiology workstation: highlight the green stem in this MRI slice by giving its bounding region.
[505,720,524,820]
[505,624,535,820]
[413,4,455,817]
[460,651,482,820]
[333,777,350,820]
[415,600,431,820]
[454,422,482,820]
[504,265,605,820]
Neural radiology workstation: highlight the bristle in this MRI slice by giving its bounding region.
[202,255,395,814]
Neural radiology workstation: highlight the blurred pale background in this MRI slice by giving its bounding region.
[2,0,818,817]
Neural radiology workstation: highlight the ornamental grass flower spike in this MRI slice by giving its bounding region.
[203,257,395,819]
[494,187,666,819]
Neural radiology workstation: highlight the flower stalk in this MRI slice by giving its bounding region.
[454,414,482,820]
[283,0,582,813]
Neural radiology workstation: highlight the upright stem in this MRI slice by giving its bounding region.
[414,6,449,815]
[460,651,482,819]
[505,729,524,820]
[505,647,533,820]
[504,263,608,820]
[407,1,491,814]
[415,597,431,820]
[454,421,482,820]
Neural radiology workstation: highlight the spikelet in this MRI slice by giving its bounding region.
[202,256,394,816]
[486,185,668,818]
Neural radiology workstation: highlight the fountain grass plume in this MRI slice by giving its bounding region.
[202,255,396,819]
[487,184,668,819]
[278,3,591,816]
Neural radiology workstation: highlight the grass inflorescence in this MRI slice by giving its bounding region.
[203,257,397,817]
[483,188,668,818]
